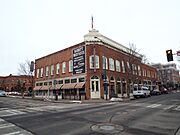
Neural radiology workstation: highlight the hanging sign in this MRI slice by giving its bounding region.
[73,46,85,74]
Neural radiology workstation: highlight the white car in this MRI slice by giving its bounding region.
[133,86,150,98]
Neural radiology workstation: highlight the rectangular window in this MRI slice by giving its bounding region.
[122,61,125,73]
[115,60,120,72]
[90,55,99,69]
[69,60,73,72]
[40,68,43,77]
[56,63,60,74]
[65,79,70,84]
[102,56,108,70]
[51,65,54,75]
[71,78,77,83]
[58,80,63,84]
[62,62,66,73]
[138,65,141,76]
[79,77,85,82]
[36,69,39,78]
[46,66,49,77]
[109,58,115,71]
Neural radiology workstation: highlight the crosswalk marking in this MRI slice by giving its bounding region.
[0,118,33,135]
[163,105,175,110]
[0,123,15,129]
[2,131,20,135]
[147,104,162,108]
[0,109,26,117]
[174,105,180,111]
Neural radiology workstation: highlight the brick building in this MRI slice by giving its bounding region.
[151,63,180,89]
[34,29,158,100]
[0,74,34,94]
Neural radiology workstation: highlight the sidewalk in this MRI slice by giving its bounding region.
[7,95,132,104]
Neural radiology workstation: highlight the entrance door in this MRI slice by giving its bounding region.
[90,76,100,99]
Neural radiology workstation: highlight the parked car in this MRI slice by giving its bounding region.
[0,90,6,97]
[133,85,150,98]
[160,88,168,94]
[150,89,161,95]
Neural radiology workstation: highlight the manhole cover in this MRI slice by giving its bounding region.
[91,123,124,134]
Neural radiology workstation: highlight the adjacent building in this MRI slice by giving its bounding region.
[0,74,34,94]
[34,29,158,100]
[152,63,180,90]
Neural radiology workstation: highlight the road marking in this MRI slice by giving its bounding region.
[0,123,15,129]
[147,104,161,108]
[174,105,180,111]
[0,109,26,117]
[163,105,175,110]
[3,131,20,135]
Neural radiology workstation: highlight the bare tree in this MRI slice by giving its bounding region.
[18,59,32,75]
[17,59,34,98]
[141,54,149,64]
[125,43,142,97]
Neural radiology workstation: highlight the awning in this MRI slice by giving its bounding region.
[33,86,42,91]
[41,86,52,90]
[50,84,63,90]
[75,83,85,89]
[61,83,76,89]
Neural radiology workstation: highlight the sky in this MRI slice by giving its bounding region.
[0,0,180,76]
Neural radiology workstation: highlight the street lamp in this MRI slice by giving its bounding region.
[94,36,108,100]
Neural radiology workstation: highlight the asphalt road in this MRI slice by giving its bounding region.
[0,92,180,135]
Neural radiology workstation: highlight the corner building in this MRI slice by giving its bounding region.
[34,29,158,100]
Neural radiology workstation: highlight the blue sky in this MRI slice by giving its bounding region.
[0,0,180,76]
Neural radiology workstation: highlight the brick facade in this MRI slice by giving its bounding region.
[34,29,158,100]
[0,74,34,94]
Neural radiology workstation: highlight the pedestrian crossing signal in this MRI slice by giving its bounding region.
[166,49,173,62]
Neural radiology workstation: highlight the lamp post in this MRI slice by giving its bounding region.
[94,36,108,100]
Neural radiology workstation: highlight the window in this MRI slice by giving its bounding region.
[79,77,85,82]
[51,65,54,75]
[62,62,66,73]
[109,58,115,71]
[122,61,125,73]
[65,79,70,84]
[36,69,39,78]
[138,65,141,76]
[115,60,120,72]
[90,55,99,69]
[56,63,60,74]
[132,64,135,75]
[40,68,43,77]
[71,78,77,83]
[102,56,108,69]
[69,60,73,72]
[58,80,63,84]
[46,66,49,77]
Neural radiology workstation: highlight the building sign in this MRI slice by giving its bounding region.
[73,46,85,74]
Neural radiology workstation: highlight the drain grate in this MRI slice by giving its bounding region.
[91,123,124,134]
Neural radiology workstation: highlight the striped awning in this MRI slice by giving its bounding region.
[50,84,63,90]
[61,83,76,89]
[33,86,42,91]
[41,86,52,90]
[75,83,85,89]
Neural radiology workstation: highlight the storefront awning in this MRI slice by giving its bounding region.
[41,86,52,90]
[75,83,85,89]
[50,84,63,90]
[61,83,76,89]
[33,86,42,91]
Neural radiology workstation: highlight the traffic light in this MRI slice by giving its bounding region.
[166,49,173,62]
